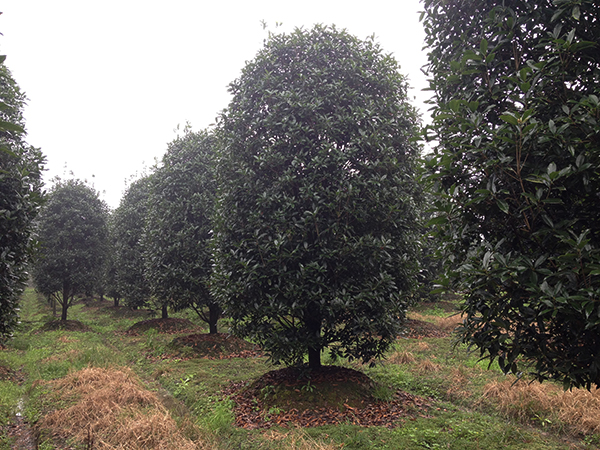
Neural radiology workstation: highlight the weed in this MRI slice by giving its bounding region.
[200,398,234,433]
[302,380,316,393]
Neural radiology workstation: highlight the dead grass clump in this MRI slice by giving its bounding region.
[409,312,463,333]
[261,429,340,450]
[414,359,442,373]
[388,351,416,365]
[481,379,556,422]
[38,366,201,449]
[413,341,430,351]
[481,379,600,435]
[436,314,464,333]
[554,387,600,435]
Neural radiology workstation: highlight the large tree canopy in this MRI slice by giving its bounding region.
[143,130,220,328]
[0,56,45,341]
[211,25,422,369]
[33,179,109,321]
[422,0,600,388]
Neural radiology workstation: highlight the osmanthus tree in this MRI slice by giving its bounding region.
[33,179,109,321]
[421,0,600,388]
[211,25,422,369]
[143,130,220,329]
[0,55,45,341]
[111,175,153,310]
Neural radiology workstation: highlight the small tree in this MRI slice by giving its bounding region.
[0,55,45,341]
[111,176,153,309]
[143,130,220,329]
[212,25,421,369]
[422,0,600,388]
[33,179,109,321]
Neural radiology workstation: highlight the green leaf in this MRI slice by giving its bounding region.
[497,199,509,214]
[480,38,488,55]
[500,114,519,126]
[0,120,25,134]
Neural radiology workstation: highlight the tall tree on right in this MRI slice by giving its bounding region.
[422,0,600,388]
[0,55,45,341]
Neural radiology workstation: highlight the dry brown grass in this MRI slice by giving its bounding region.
[481,378,600,435]
[436,314,464,333]
[407,312,463,333]
[38,366,205,449]
[414,359,442,373]
[388,351,416,365]
[413,341,431,352]
[261,429,341,450]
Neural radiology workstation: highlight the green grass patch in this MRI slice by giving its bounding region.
[0,289,595,449]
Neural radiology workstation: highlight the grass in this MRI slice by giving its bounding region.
[0,289,598,449]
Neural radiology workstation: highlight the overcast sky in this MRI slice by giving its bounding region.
[1,0,430,208]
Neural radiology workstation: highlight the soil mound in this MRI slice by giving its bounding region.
[126,318,197,335]
[226,365,430,429]
[169,333,262,359]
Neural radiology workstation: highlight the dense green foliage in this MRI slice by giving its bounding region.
[143,130,220,328]
[422,0,600,388]
[110,176,153,309]
[212,25,422,368]
[33,180,109,320]
[0,56,44,341]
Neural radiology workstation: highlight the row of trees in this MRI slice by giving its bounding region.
[30,26,424,370]
[5,2,600,387]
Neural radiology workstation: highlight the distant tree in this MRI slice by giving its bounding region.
[103,219,121,307]
[143,130,220,327]
[33,180,109,321]
[211,25,422,369]
[0,55,45,342]
[422,0,600,388]
[111,176,153,309]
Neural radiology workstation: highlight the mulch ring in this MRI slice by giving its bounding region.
[223,366,431,429]
[168,333,262,359]
[125,318,199,335]
[401,319,449,339]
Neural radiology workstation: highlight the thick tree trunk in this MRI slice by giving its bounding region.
[161,304,168,319]
[305,303,322,369]
[208,303,220,334]
[308,346,321,369]
[114,296,120,307]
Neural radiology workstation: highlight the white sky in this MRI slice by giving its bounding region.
[1,0,430,208]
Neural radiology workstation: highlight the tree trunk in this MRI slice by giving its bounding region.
[208,303,221,334]
[304,303,322,369]
[114,296,120,307]
[308,346,321,369]
[61,289,69,321]
[161,304,168,319]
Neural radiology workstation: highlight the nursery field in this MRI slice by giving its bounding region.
[1,289,599,449]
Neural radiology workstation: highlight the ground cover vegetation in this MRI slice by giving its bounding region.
[1,289,599,449]
[422,0,600,389]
